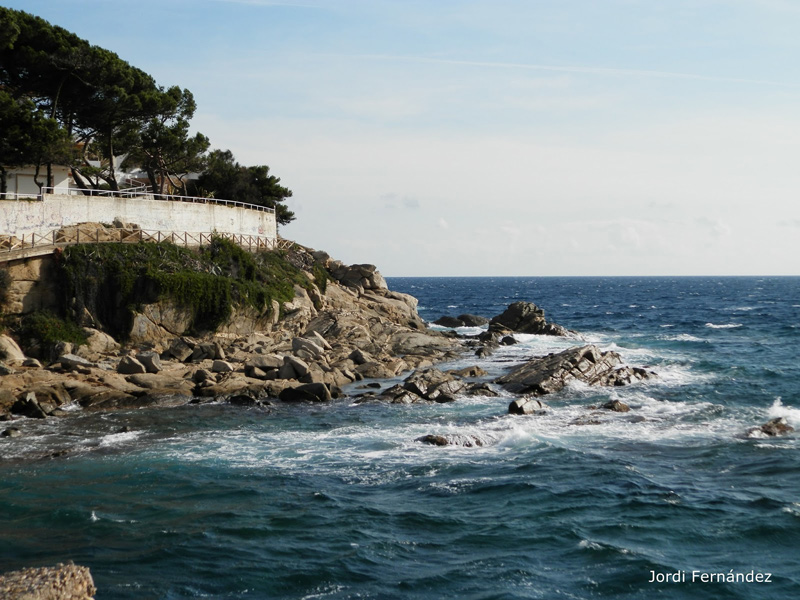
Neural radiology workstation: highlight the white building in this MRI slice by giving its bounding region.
[3,165,72,197]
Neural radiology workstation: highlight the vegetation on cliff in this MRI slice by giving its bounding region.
[56,238,327,339]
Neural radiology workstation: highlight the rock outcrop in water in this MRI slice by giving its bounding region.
[496,345,654,399]
[489,301,572,337]
[746,417,794,438]
[433,314,489,328]
[0,562,96,599]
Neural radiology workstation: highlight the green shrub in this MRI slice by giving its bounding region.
[19,310,87,346]
[57,237,320,339]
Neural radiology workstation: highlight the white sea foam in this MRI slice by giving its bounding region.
[659,333,706,343]
[767,398,800,426]
[98,430,141,447]
[781,504,800,518]
[705,323,743,329]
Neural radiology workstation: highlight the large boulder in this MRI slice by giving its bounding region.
[329,262,388,291]
[433,316,465,328]
[0,335,26,363]
[83,328,120,354]
[496,345,654,396]
[278,383,332,403]
[458,314,489,327]
[402,368,467,402]
[489,301,570,336]
[117,355,147,375]
[433,314,489,328]
[508,397,548,415]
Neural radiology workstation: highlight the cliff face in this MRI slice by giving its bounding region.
[0,240,460,418]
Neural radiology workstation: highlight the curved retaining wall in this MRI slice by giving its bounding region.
[0,193,277,240]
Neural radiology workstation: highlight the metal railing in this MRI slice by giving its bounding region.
[39,186,276,214]
[0,228,294,261]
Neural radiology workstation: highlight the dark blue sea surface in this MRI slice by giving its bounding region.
[2,277,799,599]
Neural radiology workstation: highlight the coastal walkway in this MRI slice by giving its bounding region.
[0,186,289,264]
[0,229,295,264]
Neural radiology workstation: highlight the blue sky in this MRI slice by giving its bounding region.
[7,0,800,275]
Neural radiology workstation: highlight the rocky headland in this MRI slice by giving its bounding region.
[1,236,785,449]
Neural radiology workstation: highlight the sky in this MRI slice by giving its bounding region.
[6,0,800,275]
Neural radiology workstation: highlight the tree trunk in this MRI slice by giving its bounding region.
[106,132,119,191]
[145,166,159,197]
[71,167,93,195]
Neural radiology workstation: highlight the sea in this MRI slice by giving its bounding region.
[1,276,799,599]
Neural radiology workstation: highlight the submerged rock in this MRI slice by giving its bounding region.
[747,417,794,438]
[416,433,491,447]
[496,345,654,397]
[601,399,631,413]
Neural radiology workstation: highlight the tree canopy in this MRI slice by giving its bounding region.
[0,8,294,225]
[192,150,295,226]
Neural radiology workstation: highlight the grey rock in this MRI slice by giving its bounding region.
[416,433,489,447]
[212,360,235,373]
[1,427,22,438]
[11,392,48,419]
[168,337,193,362]
[348,348,373,365]
[496,345,655,397]
[433,316,464,328]
[22,358,43,368]
[489,301,570,336]
[601,399,631,412]
[292,336,325,358]
[192,368,215,383]
[457,314,489,326]
[0,334,26,362]
[117,355,147,375]
[59,353,96,369]
[247,354,284,370]
[279,383,332,403]
[508,397,548,415]
[305,330,332,350]
[135,351,163,373]
[448,365,489,378]
[284,355,310,378]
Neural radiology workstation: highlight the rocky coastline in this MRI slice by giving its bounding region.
[2,243,789,446]
[1,243,793,598]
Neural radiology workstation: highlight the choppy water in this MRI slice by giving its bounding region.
[1,276,799,599]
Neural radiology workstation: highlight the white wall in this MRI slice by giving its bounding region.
[0,193,277,240]
[5,166,71,196]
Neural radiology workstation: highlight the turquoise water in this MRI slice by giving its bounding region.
[2,277,799,599]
